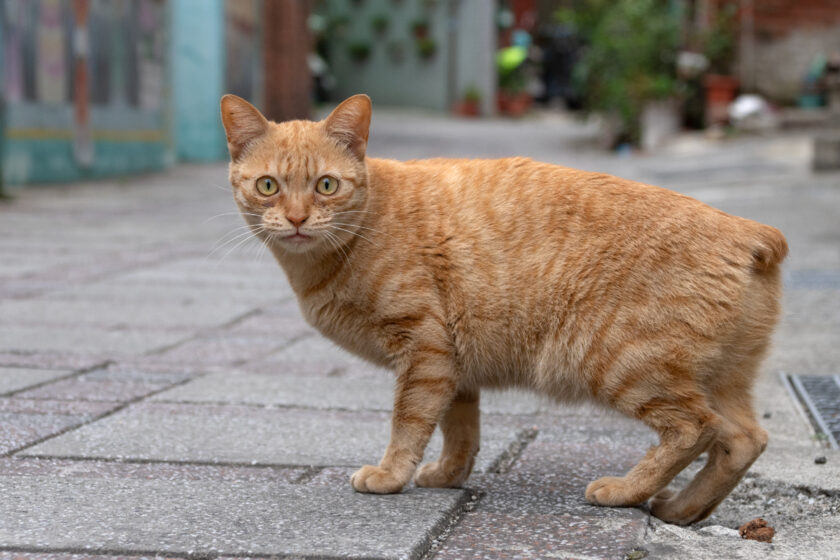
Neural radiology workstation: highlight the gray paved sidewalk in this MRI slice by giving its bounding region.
[1,111,839,559]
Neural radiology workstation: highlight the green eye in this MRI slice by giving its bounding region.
[316,176,339,196]
[256,176,279,196]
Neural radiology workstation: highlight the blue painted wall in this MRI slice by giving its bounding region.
[171,0,227,161]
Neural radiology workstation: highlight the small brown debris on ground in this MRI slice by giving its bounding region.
[739,518,775,542]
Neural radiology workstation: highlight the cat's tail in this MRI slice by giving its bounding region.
[750,224,788,272]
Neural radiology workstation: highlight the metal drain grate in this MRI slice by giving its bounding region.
[786,374,840,449]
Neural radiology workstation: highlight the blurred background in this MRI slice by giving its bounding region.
[1,0,840,191]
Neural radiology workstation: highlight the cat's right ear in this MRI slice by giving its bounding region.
[220,94,269,161]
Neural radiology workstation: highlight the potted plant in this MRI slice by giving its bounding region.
[329,14,351,38]
[410,17,430,39]
[569,0,681,146]
[416,37,437,60]
[701,3,738,126]
[454,85,482,117]
[348,41,372,62]
[496,46,532,117]
[370,14,389,35]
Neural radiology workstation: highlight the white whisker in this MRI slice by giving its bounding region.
[328,224,380,247]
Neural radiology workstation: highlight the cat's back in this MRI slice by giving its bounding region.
[365,156,786,386]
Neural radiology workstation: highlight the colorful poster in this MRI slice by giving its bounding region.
[35,0,67,104]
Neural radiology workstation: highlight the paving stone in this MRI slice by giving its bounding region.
[145,332,306,367]
[16,368,194,402]
[0,398,118,417]
[153,369,558,415]
[431,511,646,560]
[0,457,306,484]
[21,402,530,473]
[247,335,375,373]
[0,412,89,455]
[0,475,467,559]
[0,353,105,371]
[0,326,192,356]
[113,258,292,292]
[0,554,172,560]
[41,281,279,306]
[0,299,257,330]
[0,367,74,396]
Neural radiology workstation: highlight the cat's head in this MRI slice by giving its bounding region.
[220,94,372,255]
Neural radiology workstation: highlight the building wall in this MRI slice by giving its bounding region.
[172,0,226,161]
[317,0,496,112]
[1,0,172,186]
[743,0,840,102]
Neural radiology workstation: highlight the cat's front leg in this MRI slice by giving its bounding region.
[351,349,457,494]
[414,389,480,488]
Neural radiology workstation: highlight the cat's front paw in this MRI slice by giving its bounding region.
[414,460,472,488]
[350,465,406,494]
[585,476,648,507]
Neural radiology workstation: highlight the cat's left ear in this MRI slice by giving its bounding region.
[220,94,270,161]
[323,94,372,160]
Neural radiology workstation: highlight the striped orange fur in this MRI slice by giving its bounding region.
[221,94,788,524]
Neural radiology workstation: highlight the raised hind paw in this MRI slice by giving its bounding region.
[350,465,406,494]
[585,476,649,507]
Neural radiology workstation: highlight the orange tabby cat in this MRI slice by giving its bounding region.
[220,94,787,525]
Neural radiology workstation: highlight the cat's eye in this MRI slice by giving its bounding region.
[316,175,339,196]
[255,176,279,196]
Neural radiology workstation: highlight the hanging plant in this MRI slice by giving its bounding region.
[348,41,372,62]
[329,14,351,38]
[371,13,389,35]
[410,17,430,38]
[416,37,437,60]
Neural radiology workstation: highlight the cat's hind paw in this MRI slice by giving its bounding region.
[585,476,649,507]
[350,465,406,494]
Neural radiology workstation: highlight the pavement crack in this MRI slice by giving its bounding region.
[488,426,539,474]
[416,488,481,560]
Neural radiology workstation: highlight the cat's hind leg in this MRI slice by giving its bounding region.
[585,382,720,508]
[414,388,480,488]
[650,386,767,525]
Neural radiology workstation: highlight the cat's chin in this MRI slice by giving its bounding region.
[272,233,320,254]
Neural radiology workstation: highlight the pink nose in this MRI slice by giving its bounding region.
[286,214,308,228]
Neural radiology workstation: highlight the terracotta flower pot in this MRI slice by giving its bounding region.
[704,74,739,125]
[453,100,480,117]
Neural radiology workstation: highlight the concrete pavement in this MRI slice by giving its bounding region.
[1,111,838,559]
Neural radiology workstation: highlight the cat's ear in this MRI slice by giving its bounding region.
[323,94,372,160]
[220,94,270,161]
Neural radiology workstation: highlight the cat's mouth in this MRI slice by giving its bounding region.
[281,232,312,242]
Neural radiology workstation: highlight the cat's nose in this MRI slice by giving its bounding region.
[286,214,308,228]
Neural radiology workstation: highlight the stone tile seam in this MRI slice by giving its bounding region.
[0,245,207,300]
[136,309,266,359]
[144,397,553,418]
[0,360,113,399]
[138,302,302,362]
[11,453,409,473]
[4,373,200,458]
